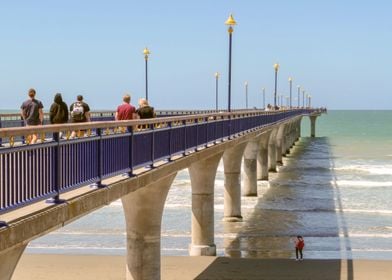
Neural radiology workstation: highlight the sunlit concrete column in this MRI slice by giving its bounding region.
[188,152,223,256]
[257,130,272,181]
[122,173,177,280]
[296,118,302,141]
[276,124,286,165]
[243,135,261,196]
[310,115,318,137]
[268,128,278,172]
[0,244,27,280]
[286,121,295,154]
[223,143,247,222]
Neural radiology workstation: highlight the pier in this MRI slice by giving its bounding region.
[0,109,323,280]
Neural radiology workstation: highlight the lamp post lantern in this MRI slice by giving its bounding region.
[288,77,292,108]
[262,87,265,109]
[244,81,248,109]
[214,72,220,110]
[143,47,151,101]
[297,85,301,108]
[225,14,237,112]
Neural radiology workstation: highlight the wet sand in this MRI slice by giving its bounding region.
[12,254,392,280]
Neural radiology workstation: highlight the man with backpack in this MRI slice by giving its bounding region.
[70,95,90,138]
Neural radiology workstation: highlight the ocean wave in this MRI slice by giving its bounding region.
[342,209,392,215]
[332,180,392,187]
[346,233,392,238]
[334,165,392,175]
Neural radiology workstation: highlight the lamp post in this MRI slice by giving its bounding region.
[302,90,306,108]
[273,63,279,108]
[215,72,220,110]
[297,85,301,108]
[262,87,265,109]
[288,77,292,108]
[308,95,312,108]
[244,81,248,109]
[225,14,237,112]
[143,47,150,101]
[280,95,283,108]
[286,96,290,107]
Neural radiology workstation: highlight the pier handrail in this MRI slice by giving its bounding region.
[0,108,316,214]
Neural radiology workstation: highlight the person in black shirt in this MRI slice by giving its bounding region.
[136,98,156,119]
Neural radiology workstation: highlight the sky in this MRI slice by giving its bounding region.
[1,1,391,110]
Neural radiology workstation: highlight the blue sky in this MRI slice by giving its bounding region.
[1,1,391,110]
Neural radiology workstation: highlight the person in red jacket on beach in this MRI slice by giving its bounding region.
[294,235,305,261]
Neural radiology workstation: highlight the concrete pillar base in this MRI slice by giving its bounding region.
[189,244,216,256]
[189,153,223,257]
[0,244,27,280]
[222,216,243,222]
[122,173,177,280]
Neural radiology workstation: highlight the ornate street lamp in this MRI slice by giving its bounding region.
[143,47,151,100]
[297,85,301,108]
[273,63,279,108]
[244,81,248,109]
[288,77,292,108]
[214,72,220,110]
[225,14,237,112]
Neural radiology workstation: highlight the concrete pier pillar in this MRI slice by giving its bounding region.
[121,173,177,280]
[223,143,247,222]
[257,130,272,180]
[188,152,223,256]
[296,118,302,141]
[0,244,27,280]
[268,128,278,172]
[243,136,261,196]
[310,115,318,137]
[276,124,286,165]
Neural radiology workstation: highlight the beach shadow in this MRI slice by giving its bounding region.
[197,137,354,279]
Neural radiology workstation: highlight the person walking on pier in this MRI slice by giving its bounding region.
[50,93,69,124]
[294,235,305,261]
[115,93,137,121]
[136,98,156,119]
[70,95,90,138]
[20,88,44,144]
[50,93,69,139]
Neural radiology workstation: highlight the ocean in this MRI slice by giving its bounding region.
[24,110,392,260]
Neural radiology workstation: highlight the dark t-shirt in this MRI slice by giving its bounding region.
[136,106,155,119]
[116,103,136,120]
[20,98,44,125]
[70,101,90,123]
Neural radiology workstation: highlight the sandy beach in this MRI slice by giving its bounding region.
[12,254,392,280]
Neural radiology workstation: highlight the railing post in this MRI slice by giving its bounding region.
[127,125,134,177]
[96,128,106,188]
[0,116,2,147]
[51,132,64,203]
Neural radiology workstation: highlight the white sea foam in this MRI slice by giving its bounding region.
[342,209,392,215]
[332,180,392,188]
[334,165,392,175]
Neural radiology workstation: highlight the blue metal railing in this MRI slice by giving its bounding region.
[0,109,316,214]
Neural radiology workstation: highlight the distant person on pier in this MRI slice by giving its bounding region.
[136,98,156,119]
[49,93,69,124]
[294,235,305,261]
[50,93,69,139]
[20,88,44,144]
[70,95,90,138]
[115,93,137,132]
